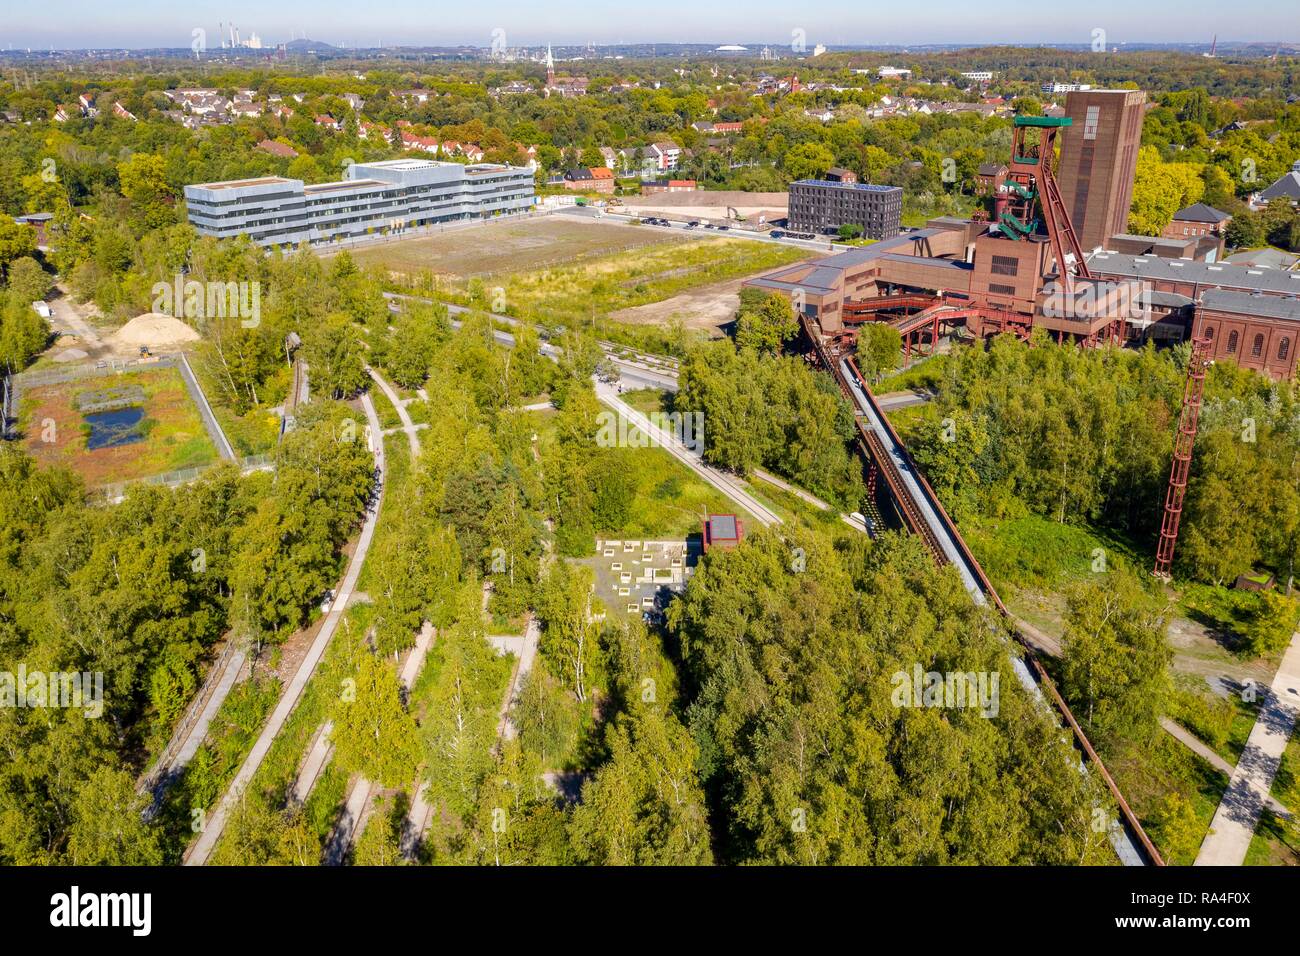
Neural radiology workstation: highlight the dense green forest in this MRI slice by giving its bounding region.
[896,333,1300,594]
[2,53,1298,866]
[0,401,372,863]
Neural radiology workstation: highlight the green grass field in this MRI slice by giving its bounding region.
[459,237,810,329]
[620,387,671,417]
[1108,733,1227,866]
[610,444,739,539]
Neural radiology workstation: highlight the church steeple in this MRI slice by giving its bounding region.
[545,44,555,85]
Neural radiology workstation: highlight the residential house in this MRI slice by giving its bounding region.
[563,167,615,193]
[1255,161,1300,208]
[648,142,681,171]
[976,162,1008,198]
[492,81,535,96]
[641,179,698,194]
[400,131,440,154]
[258,139,299,159]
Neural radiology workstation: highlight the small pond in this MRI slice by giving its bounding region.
[85,406,147,450]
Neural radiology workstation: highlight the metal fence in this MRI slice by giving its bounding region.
[176,352,237,461]
[93,454,274,505]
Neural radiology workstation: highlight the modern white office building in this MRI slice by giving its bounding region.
[183,158,536,247]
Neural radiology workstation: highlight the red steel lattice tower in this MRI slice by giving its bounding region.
[1154,334,1213,578]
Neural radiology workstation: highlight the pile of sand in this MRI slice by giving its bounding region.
[110,313,201,351]
[52,347,89,362]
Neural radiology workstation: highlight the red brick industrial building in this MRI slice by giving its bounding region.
[742,89,1300,380]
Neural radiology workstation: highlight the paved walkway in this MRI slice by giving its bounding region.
[166,648,245,769]
[1160,716,1291,817]
[324,776,375,865]
[594,381,782,528]
[877,390,933,411]
[401,783,434,859]
[399,622,436,689]
[1195,633,1300,865]
[141,643,246,812]
[494,616,540,742]
[185,391,386,865]
[290,721,335,806]
[367,366,422,458]
[177,352,237,461]
[752,467,869,535]
[1011,615,1063,658]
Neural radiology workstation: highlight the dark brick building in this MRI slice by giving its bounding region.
[788,179,902,239]
[1057,89,1146,251]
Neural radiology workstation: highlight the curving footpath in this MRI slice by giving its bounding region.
[367,365,422,458]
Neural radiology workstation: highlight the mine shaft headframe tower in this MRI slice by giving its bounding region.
[996,115,1092,293]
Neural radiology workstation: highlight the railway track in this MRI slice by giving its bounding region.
[804,316,1164,866]
[857,424,948,562]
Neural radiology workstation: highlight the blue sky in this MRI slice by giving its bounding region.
[2,0,1292,50]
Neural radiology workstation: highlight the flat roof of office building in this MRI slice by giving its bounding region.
[792,179,902,193]
[193,176,295,190]
[304,179,386,194]
[358,158,444,170]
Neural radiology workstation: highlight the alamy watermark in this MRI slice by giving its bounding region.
[152,274,261,328]
[891,664,1000,717]
[1040,278,1146,323]
[596,410,705,455]
[1,665,104,718]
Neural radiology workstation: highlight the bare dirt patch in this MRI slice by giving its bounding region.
[607,276,749,336]
[109,313,201,353]
[1011,587,1276,689]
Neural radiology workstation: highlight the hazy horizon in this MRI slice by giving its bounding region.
[2,0,1295,52]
